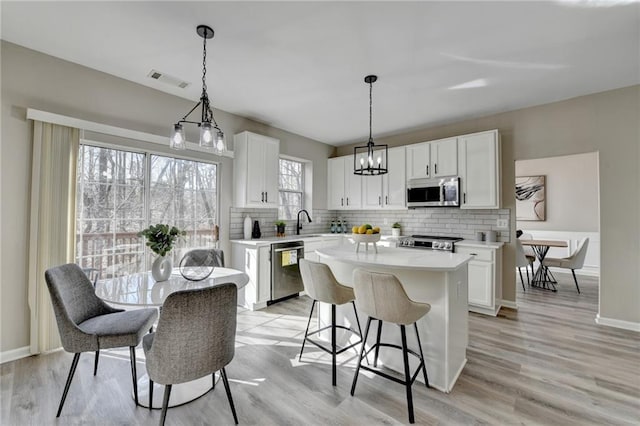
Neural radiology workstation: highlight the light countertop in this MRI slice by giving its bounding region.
[230,233,402,246]
[316,245,472,271]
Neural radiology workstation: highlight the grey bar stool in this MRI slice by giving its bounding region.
[299,259,364,386]
[350,268,430,424]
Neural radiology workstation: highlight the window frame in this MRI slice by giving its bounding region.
[278,157,306,220]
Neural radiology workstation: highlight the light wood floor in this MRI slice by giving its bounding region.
[2,272,639,425]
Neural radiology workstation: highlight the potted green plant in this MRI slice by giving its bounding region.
[391,222,402,237]
[275,221,286,237]
[138,224,185,281]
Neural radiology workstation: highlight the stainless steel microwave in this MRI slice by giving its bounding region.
[407,177,460,208]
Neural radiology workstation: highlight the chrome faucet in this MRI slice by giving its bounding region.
[296,209,312,235]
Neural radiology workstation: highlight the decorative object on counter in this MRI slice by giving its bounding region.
[351,224,381,253]
[486,230,497,242]
[336,221,342,233]
[178,249,218,281]
[251,220,261,239]
[515,175,546,221]
[138,224,185,282]
[391,222,402,237]
[353,75,388,176]
[330,219,337,233]
[475,231,485,241]
[169,25,226,154]
[243,216,252,240]
[275,221,286,237]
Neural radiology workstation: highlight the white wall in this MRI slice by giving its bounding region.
[516,152,599,232]
[0,42,334,354]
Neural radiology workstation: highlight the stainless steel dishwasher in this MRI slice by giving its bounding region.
[270,241,304,304]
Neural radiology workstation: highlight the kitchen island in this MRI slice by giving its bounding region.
[316,245,471,393]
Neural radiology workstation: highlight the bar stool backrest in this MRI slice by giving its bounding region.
[299,259,353,305]
[353,269,424,325]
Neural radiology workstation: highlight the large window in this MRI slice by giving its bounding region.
[75,144,218,277]
[278,158,304,220]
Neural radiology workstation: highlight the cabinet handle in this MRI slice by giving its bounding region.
[470,253,478,256]
[341,198,344,206]
[265,192,268,203]
[385,195,388,205]
[463,192,466,204]
[426,165,429,175]
[346,197,349,206]
[261,192,264,202]
[378,196,381,206]
[435,163,438,174]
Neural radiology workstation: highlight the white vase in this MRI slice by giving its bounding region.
[392,228,401,237]
[151,255,173,282]
[243,216,252,240]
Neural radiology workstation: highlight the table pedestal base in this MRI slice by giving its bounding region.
[135,373,217,409]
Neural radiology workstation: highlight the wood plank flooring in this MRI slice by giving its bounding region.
[2,272,639,425]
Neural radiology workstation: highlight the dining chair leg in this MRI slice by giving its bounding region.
[299,300,316,361]
[93,350,100,375]
[160,384,172,426]
[518,267,526,291]
[571,269,581,294]
[212,372,216,390]
[331,303,337,386]
[351,317,372,396]
[56,352,81,417]
[129,346,139,406]
[400,325,415,424]
[221,368,238,424]
[373,319,383,368]
[413,322,429,388]
[149,379,154,410]
[352,301,369,365]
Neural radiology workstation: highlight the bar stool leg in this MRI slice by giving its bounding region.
[331,303,337,386]
[351,317,372,396]
[413,322,429,387]
[400,325,415,424]
[352,301,369,366]
[299,300,317,361]
[373,319,383,368]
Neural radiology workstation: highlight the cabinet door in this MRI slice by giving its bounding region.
[327,157,345,209]
[245,140,265,205]
[431,137,457,177]
[363,175,383,208]
[257,246,271,304]
[406,143,430,179]
[344,156,362,209]
[467,261,493,308]
[383,146,406,208]
[262,138,280,207]
[459,131,500,209]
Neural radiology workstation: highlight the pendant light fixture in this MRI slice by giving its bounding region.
[354,75,388,176]
[170,25,225,153]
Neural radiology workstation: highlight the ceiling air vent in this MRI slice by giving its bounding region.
[147,69,190,89]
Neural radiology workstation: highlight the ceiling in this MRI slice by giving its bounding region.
[2,1,639,146]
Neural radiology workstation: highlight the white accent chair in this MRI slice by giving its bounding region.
[542,237,590,294]
[515,239,530,291]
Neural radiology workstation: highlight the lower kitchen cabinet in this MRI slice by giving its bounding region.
[456,243,503,316]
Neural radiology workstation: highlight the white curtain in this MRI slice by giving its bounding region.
[28,122,79,354]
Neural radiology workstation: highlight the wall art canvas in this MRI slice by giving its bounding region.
[516,175,546,221]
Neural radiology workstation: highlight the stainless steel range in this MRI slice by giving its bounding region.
[398,235,463,252]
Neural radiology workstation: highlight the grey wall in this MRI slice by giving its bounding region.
[516,152,599,232]
[337,85,640,325]
[0,42,333,353]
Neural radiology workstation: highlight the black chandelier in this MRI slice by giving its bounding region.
[170,25,225,153]
[354,75,388,176]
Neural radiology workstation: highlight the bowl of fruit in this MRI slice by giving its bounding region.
[350,224,381,252]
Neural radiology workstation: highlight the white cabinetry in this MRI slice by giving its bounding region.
[233,131,279,208]
[406,137,457,180]
[327,156,362,210]
[456,243,502,316]
[458,130,500,209]
[232,243,271,311]
[362,147,406,209]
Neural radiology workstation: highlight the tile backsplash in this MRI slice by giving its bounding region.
[230,207,510,242]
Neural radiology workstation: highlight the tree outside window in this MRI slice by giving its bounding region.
[278,158,304,220]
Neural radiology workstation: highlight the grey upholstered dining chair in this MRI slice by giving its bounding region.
[143,283,239,426]
[44,263,158,417]
[350,268,431,424]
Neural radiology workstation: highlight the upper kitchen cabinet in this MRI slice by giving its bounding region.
[233,131,280,208]
[327,155,362,210]
[406,137,457,180]
[362,146,406,209]
[458,130,501,209]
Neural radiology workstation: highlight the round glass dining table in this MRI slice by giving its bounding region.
[95,267,249,409]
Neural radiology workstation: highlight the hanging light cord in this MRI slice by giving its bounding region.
[368,79,373,144]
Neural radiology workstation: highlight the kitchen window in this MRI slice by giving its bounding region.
[75,144,218,277]
[278,158,304,220]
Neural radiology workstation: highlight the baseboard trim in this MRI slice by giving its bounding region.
[0,346,31,364]
[499,299,518,310]
[595,315,640,332]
